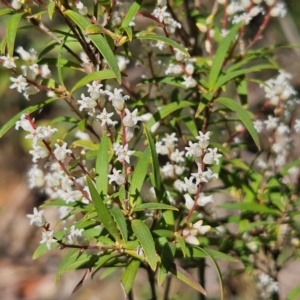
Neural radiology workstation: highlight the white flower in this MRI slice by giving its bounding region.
[40,231,56,250]
[116,144,134,164]
[276,123,290,135]
[191,168,208,185]
[117,55,129,72]
[185,141,202,157]
[170,149,185,163]
[204,168,219,181]
[183,220,211,245]
[38,126,58,143]
[10,75,28,93]
[264,115,279,130]
[152,6,170,22]
[27,165,45,188]
[156,141,169,155]
[196,131,210,149]
[182,75,197,88]
[270,2,287,18]
[16,47,31,61]
[203,148,222,165]
[160,162,175,178]
[123,108,142,127]
[40,64,52,78]
[11,0,22,9]
[105,88,130,111]
[294,119,300,133]
[0,54,18,69]
[108,168,125,185]
[21,65,38,81]
[162,133,178,148]
[77,93,97,111]
[29,145,50,162]
[96,108,117,126]
[26,207,46,227]
[76,1,88,15]
[53,142,72,161]
[15,114,33,131]
[253,120,264,133]
[192,220,211,235]
[182,177,198,194]
[23,85,39,100]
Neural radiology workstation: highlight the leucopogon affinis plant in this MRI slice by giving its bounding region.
[1,0,300,299]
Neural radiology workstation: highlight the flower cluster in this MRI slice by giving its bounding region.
[253,70,300,171]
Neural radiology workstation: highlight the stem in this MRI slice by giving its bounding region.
[163,276,172,300]
[146,264,157,300]
[198,259,206,300]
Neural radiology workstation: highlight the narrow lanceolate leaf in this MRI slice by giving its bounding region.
[287,284,300,300]
[198,247,223,300]
[64,10,121,83]
[110,206,128,243]
[56,248,78,281]
[87,176,120,242]
[0,8,13,16]
[214,64,277,91]
[96,134,110,195]
[131,219,157,271]
[169,263,206,295]
[57,33,69,88]
[121,259,141,295]
[72,70,116,92]
[48,1,55,20]
[121,0,143,28]
[208,22,241,91]
[7,13,25,57]
[215,97,260,149]
[158,242,176,285]
[133,203,178,212]
[129,146,150,203]
[146,101,195,130]
[144,125,161,193]
[136,34,189,56]
[0,97,59,138]
[218,202,280,215]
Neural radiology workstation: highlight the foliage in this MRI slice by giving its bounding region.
[1,0,300,299]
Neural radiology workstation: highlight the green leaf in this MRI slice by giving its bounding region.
[198,247,224,300]
[208,22,241,90]
[48,1,55,20]
[144,125,161,193]
[214,64,277,91]
[56,248,78,281]
[133,203,178,212]
[136,34,189,56]
[85,24,106,35]
[0,97,59,138]
[287,285,300,300]
[73,140,99,150]
[71,70,117,92]
[96,134,111,195]
[57,32,70,88]
[7,12,25,57]
[169,263,206,295]
[177,235,187,258]
[146,101,195,130]
[0,8,13,16]
[158,242,176,285]
[38,57,83,70]
[87,176,120,241]
[218,202,280,216]
[129,146,150,204]
[65,10,121,83]
[131,219,157,271]
[121,259,140,294]
[215,97,260,149]
[110,206,128,243]
[122,26,133,41]
[152,230,174,238]
[121,0,143,28]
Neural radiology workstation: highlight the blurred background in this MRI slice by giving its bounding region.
[1,1,300,299]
